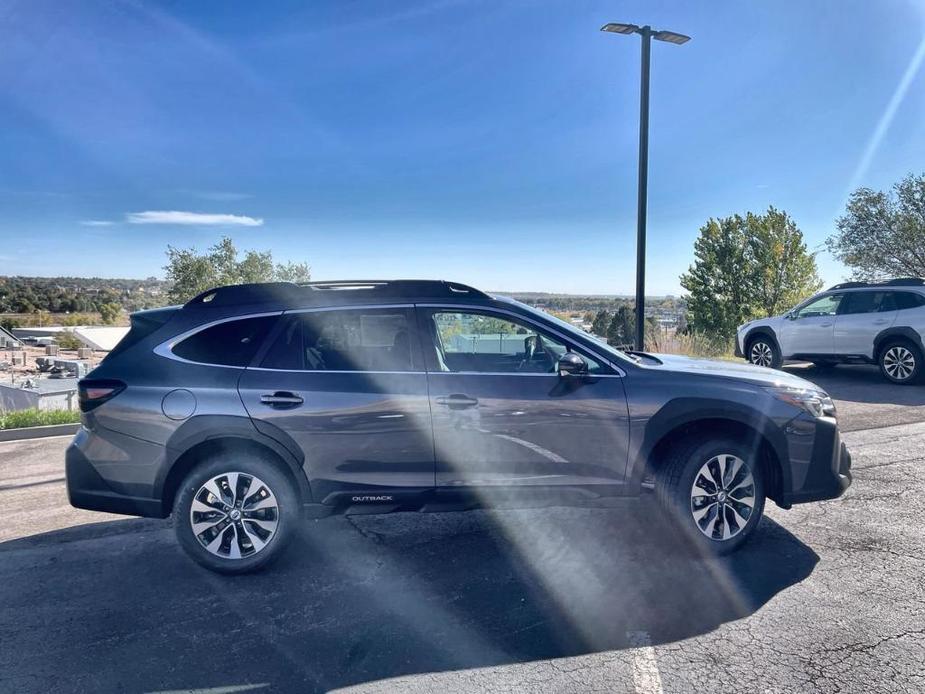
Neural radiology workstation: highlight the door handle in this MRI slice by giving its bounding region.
[873,319,888,325]
[436,394,479,410]
[260,391,304,407]
[820,322,832,328]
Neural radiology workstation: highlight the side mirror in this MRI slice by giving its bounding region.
[557,352,588,377]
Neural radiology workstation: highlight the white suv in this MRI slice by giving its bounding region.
[736,279,925,384]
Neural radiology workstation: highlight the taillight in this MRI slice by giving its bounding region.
[78,379,126,412]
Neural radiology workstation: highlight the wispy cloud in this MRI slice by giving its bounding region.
[126,210,264,226]
[79,220,114,226]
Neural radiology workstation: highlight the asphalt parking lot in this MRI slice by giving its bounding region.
[1,363,923,693]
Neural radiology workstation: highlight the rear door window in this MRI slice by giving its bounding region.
[261,308,420,371]
[839,291,882,315]
[173,316,277,366]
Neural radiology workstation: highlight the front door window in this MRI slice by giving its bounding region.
[795,294,842,319]
[430,311,601,374]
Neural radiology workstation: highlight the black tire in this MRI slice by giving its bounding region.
[878,338,924,385]
[655,435,766,555]
[745,336,782,370]
[174,452,300,574]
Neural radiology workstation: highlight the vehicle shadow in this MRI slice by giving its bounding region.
[0,501,817,693]
[784,363,925,406]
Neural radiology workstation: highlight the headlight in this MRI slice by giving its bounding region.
[765,386,836,418]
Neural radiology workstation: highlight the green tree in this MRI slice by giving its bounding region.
[591,310,611,337]
[164,237,312,304]
[275,261,312,283]
[470,316,516,335]
[748,207,821,317]
[828,172,925,280]
[98,302,121,325]
[606,305,635,347]
[56,331,82,350]
[681,215,754,337]
[681,208,820,338]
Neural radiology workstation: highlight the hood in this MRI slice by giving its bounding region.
[648,353,824,390]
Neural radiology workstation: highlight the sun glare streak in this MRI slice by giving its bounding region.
[844,30,925,199]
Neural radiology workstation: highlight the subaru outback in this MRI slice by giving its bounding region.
[67,280,852,573]
[737,278,925,384]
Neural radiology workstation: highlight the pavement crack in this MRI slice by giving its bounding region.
[345,515,385,545]
[854,455,925,471]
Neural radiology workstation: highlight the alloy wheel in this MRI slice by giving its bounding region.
[749,341,773,367]
[689,454,756,541]
[189,472,279,559]
[883,346,915,381]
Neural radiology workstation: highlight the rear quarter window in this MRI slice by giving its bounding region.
[893,291,925,310]
[172,316,277,366]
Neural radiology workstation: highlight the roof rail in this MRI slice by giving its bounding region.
[184,279,489,308]
[184,282,304,308]
[300,279,490,299]
[827,277,925,291]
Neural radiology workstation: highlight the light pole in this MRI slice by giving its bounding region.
[601,22,689,350]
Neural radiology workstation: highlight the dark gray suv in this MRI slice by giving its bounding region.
[67,280,852,573]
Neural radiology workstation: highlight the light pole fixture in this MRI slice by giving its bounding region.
[601,22,689,350]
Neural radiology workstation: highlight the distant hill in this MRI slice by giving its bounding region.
[0,276,169,314]
[492,291,685,315]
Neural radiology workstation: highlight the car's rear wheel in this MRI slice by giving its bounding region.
[655,436,766,554]
[878,339,923,385]
[174,453,300,574]
[746,337,782,369]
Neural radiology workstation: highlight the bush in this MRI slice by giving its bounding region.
[55,331,83,350]
[646,332,735,359]
[670,331,736,359]
[61,313,95,327]
[0,408,81,430]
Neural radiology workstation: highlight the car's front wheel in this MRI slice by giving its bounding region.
[174,453,300,574]
[746,337,782,369]
[878,339,923,385]
[655,436,766,554]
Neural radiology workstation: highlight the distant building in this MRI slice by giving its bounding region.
[0,326,22,349]
[0,378,79,411]
[11,325,128,351]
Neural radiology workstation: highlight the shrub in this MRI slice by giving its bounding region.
[670,331,736,359]
[0,408,81,430]
[55,331,83,350]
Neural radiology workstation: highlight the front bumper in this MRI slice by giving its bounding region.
[780,415,852,506]
[734,336,744,358]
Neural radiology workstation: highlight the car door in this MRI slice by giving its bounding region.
[418,306,630,494]
[780,293,842,357]
[237,306,435,503]
[834,291,896,357]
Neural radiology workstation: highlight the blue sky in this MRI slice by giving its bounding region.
[1,0,924,295]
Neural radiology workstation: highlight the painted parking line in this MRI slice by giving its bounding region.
[627,630,664,694]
